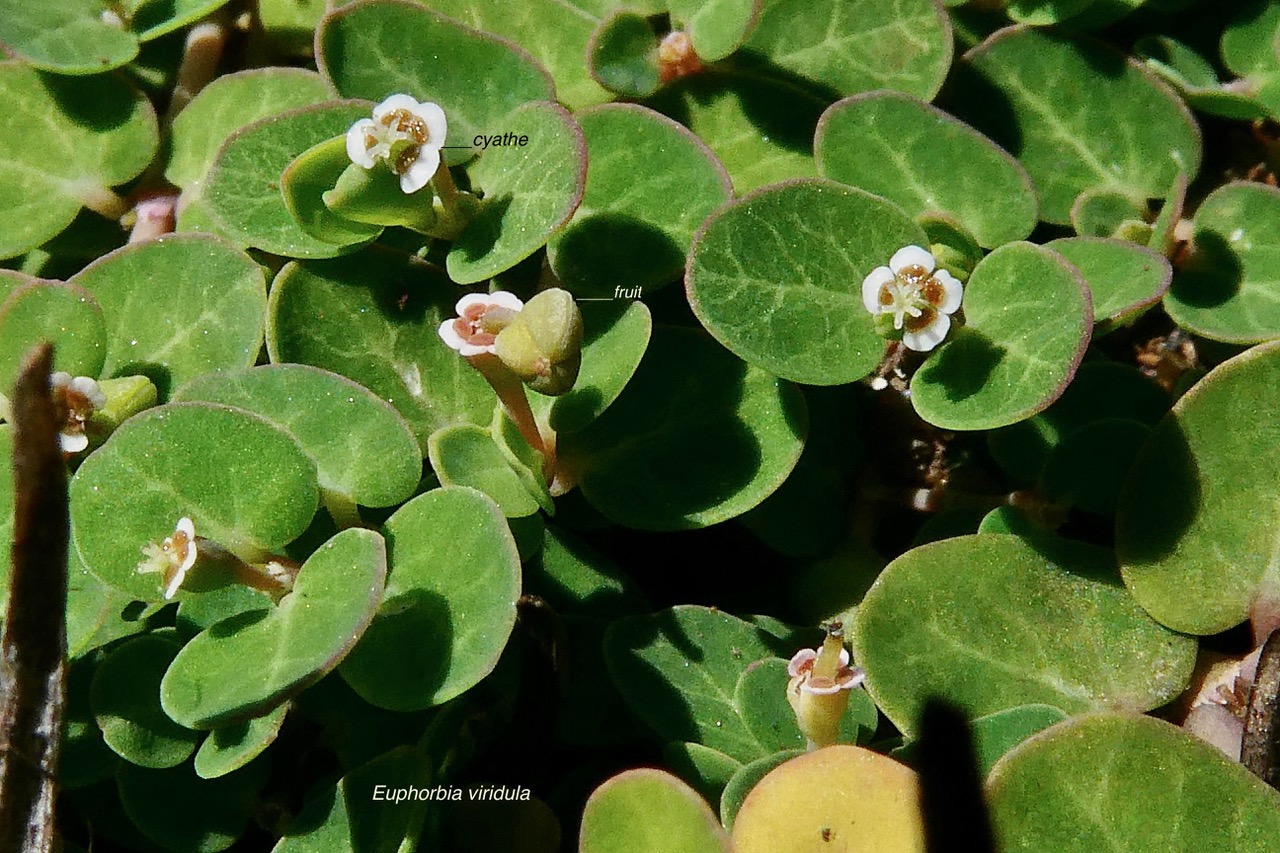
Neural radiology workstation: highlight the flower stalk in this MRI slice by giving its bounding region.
[137,517,298,601]
[438,290,584,488]
[786,622,866,750]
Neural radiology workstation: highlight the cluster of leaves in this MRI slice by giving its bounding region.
[5,0,1280,850]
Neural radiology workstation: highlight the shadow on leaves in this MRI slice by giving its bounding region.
[566,326,806,529]
[342,587,454,710]
[553,213,683,297]
[926,328,1006,403]
[1169,228,1242,309]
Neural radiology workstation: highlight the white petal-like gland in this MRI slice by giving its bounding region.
[933,268,964,314]
[58,431,89,454]
[890,245,935,275]
[70,375,106,408]
[787,649,817,677]
[163,517,198,600]
[902,312,951,352]
[346,119,378,168]
[438,320,490,356]
[454,291,525,315]
[399,147,439,194]
[861,266,895,313]
[372,93,423,121]
[417,101,448,147]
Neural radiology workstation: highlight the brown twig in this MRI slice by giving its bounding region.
[0,344,69,852]
[1243,629,1280,789]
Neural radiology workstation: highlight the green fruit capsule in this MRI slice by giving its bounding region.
[494,288,584,396]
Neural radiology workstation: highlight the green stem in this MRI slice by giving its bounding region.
[428,164,475,240]
[433,160,461,210]
[321,489,364,529]
[165,21,228,125]
[78,185,131,220]
[468,354,556,482]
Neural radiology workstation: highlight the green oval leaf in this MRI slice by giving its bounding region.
[266,250,495,449]
[588,11,660,99]
[646,71,822,192]
[816,92,1037,249]
[1222,1,1280,117]
[0,64,157,258]
[165,68,333,190]
[70,402,319,599]
[1069,186,1146,239]
[688,179,925,386]
[1047,237,1171,332]
[911,242,1092,431]
[428,423,546,517]
[0,280,105,392]
[526,524,648,618]
[339,488,520,710]
[203,101,371,258]
[743,0,951,100]
[447,100,586,283]
[92,634,200,769]
[67,549,145,658]
[563,326,806,530]
[318,0,556,158]
[412,0,608,109]
[547,104,732,298]
[1165,181,1280,344]
[173,364,421,510]
[0,0,138,73]
[533,300,653,435]
[669,0,758,62]
[602,605,792,763]
[193,704,287,780]
[1117,341,1280,634]
[956,28,1201,225]
[663,742,743,806]
[581,768,732,853]
[987,713,1280,852]
[852,534,1197,736]
[162,527,386,728]
[68,234,267,398]
[281,136,384,248]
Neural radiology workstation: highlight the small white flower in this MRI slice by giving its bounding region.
[346,94,448,194]
[862,245,963,353]
[785,626,865,750]
[787,644,865,696]
[49,371,106,455]
[136,517,198,599]
[437,291,525,357]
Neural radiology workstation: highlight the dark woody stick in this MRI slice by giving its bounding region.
[0,344,68,852]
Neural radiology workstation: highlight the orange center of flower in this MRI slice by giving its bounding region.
[166,527,192,564]
[52,384,96,436]
[450,303,520,348]
[452,304,497,348]
[876,265,949,331]
[379,108,430,144]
